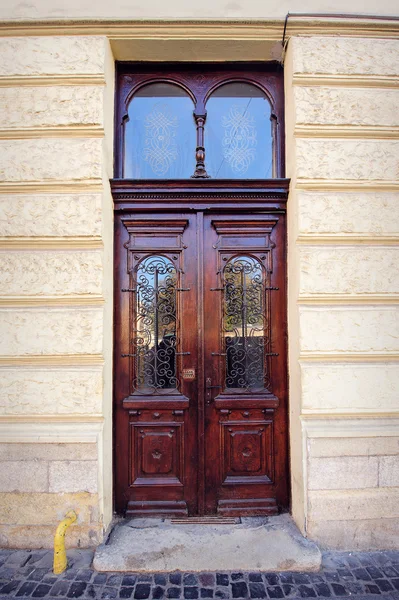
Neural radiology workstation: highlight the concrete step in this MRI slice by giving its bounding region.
[93,514,322,573]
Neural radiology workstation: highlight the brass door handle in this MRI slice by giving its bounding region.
[205,377,221,404]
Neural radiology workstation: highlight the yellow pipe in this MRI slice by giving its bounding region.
[53,510,77,574]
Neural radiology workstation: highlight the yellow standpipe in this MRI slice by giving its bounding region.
[53,510,77,574]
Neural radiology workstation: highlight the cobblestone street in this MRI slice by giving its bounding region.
[0,549,398,599]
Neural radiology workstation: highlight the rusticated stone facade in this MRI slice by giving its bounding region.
[285,34,399,550]
[0,18,397,552]
[0,33,112,549]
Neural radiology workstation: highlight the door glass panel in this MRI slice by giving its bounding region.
[206,82,273,179]
[223,256,265,390]
[134,255,178,392]
[124,83,195,179]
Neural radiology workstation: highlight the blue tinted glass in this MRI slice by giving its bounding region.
[206,83,273,179]
[124,83,195,179]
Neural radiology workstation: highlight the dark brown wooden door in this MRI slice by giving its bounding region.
[114,197,288,517]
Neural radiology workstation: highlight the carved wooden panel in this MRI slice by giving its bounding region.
[129,420,184,486]
[220,415,273,486]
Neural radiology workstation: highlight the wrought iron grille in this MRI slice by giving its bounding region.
[223,255,269,390]
[133,255,178,393]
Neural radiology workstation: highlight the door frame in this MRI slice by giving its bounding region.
[112,179,290,515]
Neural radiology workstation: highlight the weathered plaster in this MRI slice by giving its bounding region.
[300,307,399,354]
[0,308,103,355]
[299,247,399,295]
[0,194,102,237]
[297,192,399,235]
[0,37,107,77]
[301,363,399,413]
[296,139,399,181]
[0,250,103,296]
[0,139,102,182]
[292,37,399,76]
[294,87,399,127]
[0,86,104,128]
[0,368,102,414]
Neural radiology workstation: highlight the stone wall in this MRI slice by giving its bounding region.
[0,25,398,551]
[285,35,399,549]
[0,35,114,548]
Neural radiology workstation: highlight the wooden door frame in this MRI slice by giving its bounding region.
[112,179,290,515]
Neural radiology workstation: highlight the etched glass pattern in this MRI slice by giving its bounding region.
[223,256,265,390]
[206,82,273,179]
[134,255,178,393]
[124,83,195,179]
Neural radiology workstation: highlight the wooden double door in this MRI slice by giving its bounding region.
[114,190,289,517]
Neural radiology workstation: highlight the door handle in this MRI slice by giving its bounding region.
[205,377,221,404]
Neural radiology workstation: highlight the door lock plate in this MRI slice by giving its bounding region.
[182,368,196,380]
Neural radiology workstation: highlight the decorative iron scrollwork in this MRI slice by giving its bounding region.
[133,255,179,393]
[223,255,272,390]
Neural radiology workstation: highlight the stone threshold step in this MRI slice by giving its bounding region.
[93,514,322,573]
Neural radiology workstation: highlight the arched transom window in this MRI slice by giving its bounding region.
[117,65,284,180]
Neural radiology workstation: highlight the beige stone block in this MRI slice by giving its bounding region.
[0,37,106,77]
[307,518,399,550]
[0,523,102,549]
[292,37,399,76]
[0,86,104,129]
[301,363,399,412]
[0,492,98,525]
[294,87,399,127]
[299,247,399,296]
[308,456,378,490]
[308,488,399,521]
[0,461,48,492]
[0,443,98,461]
[0,194,102,237]
[298,192,399,235]
[379,455,399,487]
[0,250,103,296]
[296,139,399,181]
[0,368,102,415]
[309,437,399,458]
[0,139,102,182]
[300,307,399,354]
[0,308,103,355]
[49,461,97,493]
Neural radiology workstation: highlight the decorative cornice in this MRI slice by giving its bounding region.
[0,417,103,443]
[302,410,399,418]
[299,352,399,363]
[0,126,104,140]
[301,415,399,438]
[298,295,399,306]
[0,354,104,367]
[0,181,103,194]
[295,180,399,192]
[0,236,103,249]
[296,235,399,246]
[0,17,398,38]
[0,295,105,308]
[293,74,399,88]
[0,75,105,87]
[0,414,104,423]
[295,125,399,140]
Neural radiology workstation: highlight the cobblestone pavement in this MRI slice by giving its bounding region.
[0,548,398,600]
